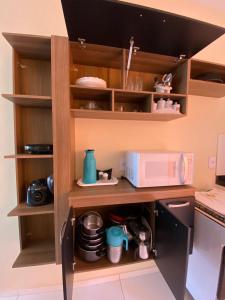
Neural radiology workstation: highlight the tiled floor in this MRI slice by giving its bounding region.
[0,269,194,300]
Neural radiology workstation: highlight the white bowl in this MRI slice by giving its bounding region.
[75,77,107,88]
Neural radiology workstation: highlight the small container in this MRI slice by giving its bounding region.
[176,103,181,113]
[152,101,157,112]
[157,98,166,110]
[165,99,173,109]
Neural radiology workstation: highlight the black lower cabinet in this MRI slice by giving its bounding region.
[61,197,195,300]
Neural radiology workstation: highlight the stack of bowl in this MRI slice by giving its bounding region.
[78,211,106,262]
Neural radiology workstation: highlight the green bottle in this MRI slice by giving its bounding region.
[83,149,97,184]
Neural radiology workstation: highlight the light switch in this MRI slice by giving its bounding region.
[208,156,217,169]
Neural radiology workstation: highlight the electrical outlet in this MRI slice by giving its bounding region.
[119,157,125,172]
[208,156,217,169]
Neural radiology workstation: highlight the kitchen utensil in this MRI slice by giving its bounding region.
[162,73,173,86]
[75,77,107,88]
[106,226,128,264]
[79,227,104,240]
[83,149,97,184]
[79,238,104,251]
[78,245,106,262]
[79,232,104,246]
[81,211,104,235]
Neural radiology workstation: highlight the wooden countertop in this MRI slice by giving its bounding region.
[69,179,195,208]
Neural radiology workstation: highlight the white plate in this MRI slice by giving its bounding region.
[75,77,107,88]
[77,177,118,187]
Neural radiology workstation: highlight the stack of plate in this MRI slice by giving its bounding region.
[75,77,107,88]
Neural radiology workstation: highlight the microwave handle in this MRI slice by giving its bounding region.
[181,155,189,184]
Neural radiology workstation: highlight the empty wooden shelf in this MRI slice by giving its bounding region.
[2,94,52,107]
[8,202,54,217]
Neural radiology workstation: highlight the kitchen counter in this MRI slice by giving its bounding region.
[69,179,195,208]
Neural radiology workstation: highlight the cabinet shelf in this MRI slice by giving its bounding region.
[4,154,53,159]
[13,239,55,268]
[2,94,52,107]
[75,251,154,273]
[8,202,54,217]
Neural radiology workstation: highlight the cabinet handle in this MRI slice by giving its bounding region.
[60,221,67,245]
[168,202,190,208]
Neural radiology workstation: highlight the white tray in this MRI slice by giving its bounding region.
[77,177,118,187]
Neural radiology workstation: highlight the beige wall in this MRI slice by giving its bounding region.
[0,0,225,293]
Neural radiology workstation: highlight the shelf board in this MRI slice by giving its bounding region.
[1,94,52,107]
[4,154,53,159]
[71,109,185,121]
[12,239,55,268]
[153,92,187,98]
[69,179,195,208]
[75,250,154,273]
[3,32,51,60]
[8,202,54,217]
[189,79,225,98]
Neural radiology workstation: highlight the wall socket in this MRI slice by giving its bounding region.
[208,156,217,169]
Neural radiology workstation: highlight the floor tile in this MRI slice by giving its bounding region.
[0,297,18,300]
[18,290,63,300]
[73,279,124,300]
[120,271,175,300]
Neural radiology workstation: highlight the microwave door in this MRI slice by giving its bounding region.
[168,153,184,186]
[140,153,170,187]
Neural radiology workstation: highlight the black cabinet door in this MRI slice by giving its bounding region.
[155,197,194,300]
[61,208,75,300]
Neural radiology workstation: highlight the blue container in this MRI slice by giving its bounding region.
[106,226,128,250]
[83,149,97,184]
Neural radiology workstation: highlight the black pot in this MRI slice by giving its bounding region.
[78,245,106,262]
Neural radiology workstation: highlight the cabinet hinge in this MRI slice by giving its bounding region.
[71,217,76,227]
[154,209,159,217]
[72,259,76,272]
[152,248,158,257]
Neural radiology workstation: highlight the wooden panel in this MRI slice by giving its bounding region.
[13,239,55,268]
[70,42,122,68]
[2,94,52,108]
[189,79,225,98]
[71,64,122,89]
[3,32,51,60]
[5,154,53,159]
[69,179,195,208]
[16,58,51,96]
[15,107,52,153]
[8,203,54,217]
[20,214,55,245]
[172,60,189,94]
[52,36,75,263]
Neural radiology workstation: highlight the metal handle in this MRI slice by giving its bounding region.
[181,154,189,184]
[168,202,190,208]
[60,221,66,245]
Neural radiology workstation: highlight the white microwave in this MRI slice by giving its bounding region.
[124,151,194,188]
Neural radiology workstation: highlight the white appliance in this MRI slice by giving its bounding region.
[187,189,225,300]
[124,151,194,188]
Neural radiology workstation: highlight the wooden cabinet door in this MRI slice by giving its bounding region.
[61,208,75,300]
[155,197,194,300]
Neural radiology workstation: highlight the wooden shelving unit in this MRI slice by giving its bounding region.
[8,202,54,216]
[3,32,55,267]
[2,94,52,107]
[189,59,225,98]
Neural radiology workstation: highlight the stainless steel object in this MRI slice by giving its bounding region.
[78,245,106,262]
[81,211,103,235]
[107,245,123,264]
